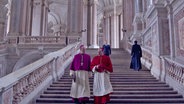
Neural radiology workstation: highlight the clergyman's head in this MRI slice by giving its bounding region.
[134,40,137,44]
[98,48,103,56]
[80,45,85,54]
[104,39,107,44]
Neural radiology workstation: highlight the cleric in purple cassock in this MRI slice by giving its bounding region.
[69,45,92,104]
[130,40,142,71]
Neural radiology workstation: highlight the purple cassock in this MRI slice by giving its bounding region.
[70,53,91,103]
[70,53,91,71]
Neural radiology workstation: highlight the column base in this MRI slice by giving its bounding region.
[88,44,99,48]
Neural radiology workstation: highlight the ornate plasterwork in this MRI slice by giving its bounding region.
[144,28,152,50]
[48,0,68,35]
[178,17,184,51]
[152,22,159,54]
[174,6,184,57]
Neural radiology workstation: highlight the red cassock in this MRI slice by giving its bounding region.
[90,55,113,104]
[90,55,113,73]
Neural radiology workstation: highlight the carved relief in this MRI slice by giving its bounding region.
[174,7,184,57]
[162,19,170,54]
[3,88,13,104]
[178,17,184,50]
[0,0,8,41]
[12,63,52,104]
[144,29,152,50]
[152,22,158,53]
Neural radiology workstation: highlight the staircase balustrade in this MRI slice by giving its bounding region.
[0,42,6,50]
[6,36,80,45]
[0,42,81,104]
[164,57,184,85]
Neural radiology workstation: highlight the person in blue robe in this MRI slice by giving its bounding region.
[130,40,142,71]
[102,40,111,56]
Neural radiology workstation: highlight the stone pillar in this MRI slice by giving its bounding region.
[135,0,143,13]
[25,0,33,36]
[31,0,48,36]
[87,0,92,47]
[115,14,120,48]
[105,16,110,45]
[81,1,88,46]
[109,16,112,46]
[90,0,98,48]
[167,5,175,59]
[0,0,8,41]
[132,0,144,43]
[67,0,82,34]
[147,0,153,8]
[147,1,170,80]
[7,0,29,36]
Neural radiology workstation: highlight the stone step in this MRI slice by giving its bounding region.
[58,79,160,82]
[53,81,166,84]
[36,102,183,104]
[44,90,179,94]
[36,98,184,103]
[46,87,173,91]
[36,49,184,104]
[40,93,183,99]
[50,84,169,87]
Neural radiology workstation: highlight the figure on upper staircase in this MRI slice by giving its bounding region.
[130,40,142,71]
[102,40,111,56]
[69,45,92,104]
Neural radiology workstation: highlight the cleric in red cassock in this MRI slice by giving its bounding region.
[90,48,113,104]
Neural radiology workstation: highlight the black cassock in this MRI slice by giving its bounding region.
[130,44,142,71]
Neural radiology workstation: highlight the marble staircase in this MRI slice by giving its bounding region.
[36,49,184,104]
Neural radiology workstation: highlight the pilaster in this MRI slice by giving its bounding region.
[31,0,48,36]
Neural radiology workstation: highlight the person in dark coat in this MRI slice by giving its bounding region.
[102,40,111,56]
[130,40,142,71]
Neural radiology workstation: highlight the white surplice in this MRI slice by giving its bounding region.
[70,70,91,98]
[92,66,113,96]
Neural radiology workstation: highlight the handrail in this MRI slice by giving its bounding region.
[164,57,184,85]
[6,36,80,45]
[0,42,81,104]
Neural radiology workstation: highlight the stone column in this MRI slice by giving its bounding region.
[147,1,170,80]
[132,0,143,43]
[81,1,88,46]
[167,5,175,59]
[87,0,92,47]
[25,0,33,36]
[147,0,153,8]
[116,14,120,48]
[135,0,143,13]
[67,0,82,34]
[103,14,110,43]
[104,16,110,45]
[31,0,48,36]
[7,0,29,36]
[90,0,98,48]
[0,0,8,41]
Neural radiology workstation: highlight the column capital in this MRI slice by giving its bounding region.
[91,0,98,5]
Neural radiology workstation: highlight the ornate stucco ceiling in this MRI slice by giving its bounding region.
[97,0,122,24]
[97,0,122,15]
[98,0,122,8]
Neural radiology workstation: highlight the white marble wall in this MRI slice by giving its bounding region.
[7,0,29,36]
[31,0,48,36]
[131,0,184,95]
[0,0,8,40]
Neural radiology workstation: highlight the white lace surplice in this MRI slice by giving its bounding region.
[92,66,113,96]
[70,70,91,98]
